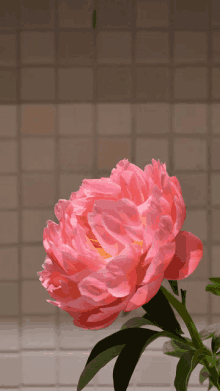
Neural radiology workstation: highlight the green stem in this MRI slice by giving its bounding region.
[160,286,220,390]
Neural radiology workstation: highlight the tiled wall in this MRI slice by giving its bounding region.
[1,0,220,390]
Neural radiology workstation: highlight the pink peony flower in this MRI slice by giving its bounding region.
[37,159,203,330]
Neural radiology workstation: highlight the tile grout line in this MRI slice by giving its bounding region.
[54,1,60,389]
[207,0,213,327]
[16,0,22,388]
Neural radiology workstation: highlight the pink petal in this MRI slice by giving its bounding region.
[163,231,203,280]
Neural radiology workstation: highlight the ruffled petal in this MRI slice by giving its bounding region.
[163,231,203,280]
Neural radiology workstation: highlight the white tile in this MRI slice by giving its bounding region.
[22,209,55,243]
[59,351,98,385]
[0,353,21,386]
[181,209,207,242]
[0,319,19,351]
[22,316,56,349]
[22,281,56,315]
[0,247,18,280]
[58,104,93,135]
[174,138,207,170]
[0,140,17,173]
[0,211,18,244]
[0,176,18,208]
[135,350,173,385]
[97,103,131,135]
[136,103,170,134]
[22,351,56,384]
[135,138,169,171]
[0,105,17,137]
[59,316,96,349]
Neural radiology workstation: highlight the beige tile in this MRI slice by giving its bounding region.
[135,31,169,64]
[0,70,17,102]
[0,105,17,137]
[0,354,21,386]
[182,209,207,242]
[58,104,93,135]
[97,32,131,64]
[21,316,56,349]
[212,174,220,205]
[174,0,209,29]
[177,173,207,207]
[58,32,94,66]
[0,176,18,208]
[212,68,220,99]
[96,0,132,28]
[212,32,220,63]
[60,138,93,171]
[22,281,56,315]
[21,32,54,65]
[174,31,207,63]
[22,351,56,384]
[0,211,18,244]
[173,104,207,134]
[212,103,220,133]
[0,34,16,66]
[21,104,55,135]
[136,67,170,101]
[22,174,55,207]
[58,0,93,28]
[174,67,207,100]
[0,319,19,351]
[174,138,207,170]
[0,0,19,30]
[211,245,220,276]
[22,209,55,242]
[22,245,47,279]
[0,248,18,280]
[97,67,131,101]
[212,0,220,26]
[137,353,174,386]
[21,0,54,29]
[59,351,97,385]
[21,68,55,101]
[211,287,220,313]
[0,283,19,316]
[212,209,220,241]
[59,315,96,349]
[0,140,17,173]
[135,138,169,171]
[21,138,55,171]
[136,0,168,28]
[212,138,220,169]
[58,68,93,101]
[59,173,92,200]
[136,103,170,134]
[174,280,209,314]
[97,103,131,135]
[97,137,131,170]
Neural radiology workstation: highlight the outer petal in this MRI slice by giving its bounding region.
[163,231,203,280]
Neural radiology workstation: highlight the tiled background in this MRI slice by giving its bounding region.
[1,0,220,390]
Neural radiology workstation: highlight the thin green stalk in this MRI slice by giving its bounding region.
[160,286,220,390]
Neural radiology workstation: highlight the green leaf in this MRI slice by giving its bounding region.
[212,335,220,355]
[209,278,220,284]
[199,366,210,385]
[206,278,220,296]
[180,289,187,306]
[120,315,161,331]
[174,349,200,391]
[168,280,179,296]
[163,338,195,359]
[142,287,184,336]
[77,328,139,391]
[113,328,193,391]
